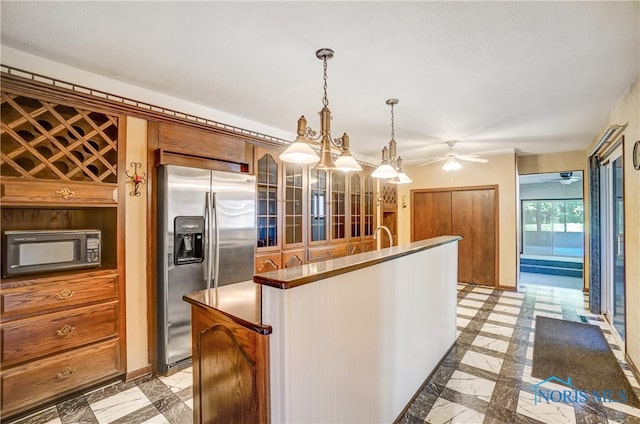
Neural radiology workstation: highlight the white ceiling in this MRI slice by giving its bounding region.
[1,1,638,164]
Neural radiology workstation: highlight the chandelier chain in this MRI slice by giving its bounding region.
[322,57,329,108]
[390,103,395,139]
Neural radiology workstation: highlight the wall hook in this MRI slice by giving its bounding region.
[126,162,146,196]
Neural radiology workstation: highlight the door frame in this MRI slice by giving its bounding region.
[410,185,499,287]
[599,143,626,349]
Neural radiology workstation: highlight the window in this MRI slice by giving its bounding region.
[522,199,584,257]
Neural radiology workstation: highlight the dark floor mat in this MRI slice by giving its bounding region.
[532,316,640,407]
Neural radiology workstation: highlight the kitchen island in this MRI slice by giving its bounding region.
[184,235,460,423]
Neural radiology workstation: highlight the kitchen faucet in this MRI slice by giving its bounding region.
[373,225,393,246]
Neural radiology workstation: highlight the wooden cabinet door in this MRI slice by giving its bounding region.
[451,191,473,283]
[471,189,496,285]
[411,191,452,241]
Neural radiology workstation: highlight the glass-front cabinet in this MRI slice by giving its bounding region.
[284,162,304,247]
[253,145,377,270]
[363,172,377,251]
[331,173,346,241]
[254,148,281,273]
[310,168,328,243]
[256,150,279,248]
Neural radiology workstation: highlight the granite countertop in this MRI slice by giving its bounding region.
[183,280,272,335]
[253,235,461,290]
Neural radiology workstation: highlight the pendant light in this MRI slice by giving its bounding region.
[372,99,411,184]
[279,48,361,172]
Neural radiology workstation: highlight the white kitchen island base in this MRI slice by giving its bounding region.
[258,236,459,423]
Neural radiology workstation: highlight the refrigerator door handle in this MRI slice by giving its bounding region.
[212,192,220,290]
[205,192,213,289]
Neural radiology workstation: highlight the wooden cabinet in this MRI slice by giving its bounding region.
[0,90,125,419]
[1,339,122,415]
[411,186,498,286]
[253,147,376,273]
[190,303,269,424]
[309,167,329,244]
[255,252,282,274]
[1,178,118,206]
[253,146,378,271]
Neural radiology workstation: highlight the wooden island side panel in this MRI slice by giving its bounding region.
[190,302,270,424]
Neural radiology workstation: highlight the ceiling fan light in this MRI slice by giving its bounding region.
[442,157,461,171]
[280,137,320,164]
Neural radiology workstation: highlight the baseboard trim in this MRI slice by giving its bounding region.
[497,285,518,292]
[626,353,640,389]
[126,365,152,382]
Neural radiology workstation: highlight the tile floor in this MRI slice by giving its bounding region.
[8,368,193,424]
[10,282,640,424]
[400,282,640,424]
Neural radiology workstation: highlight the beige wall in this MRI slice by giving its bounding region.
[516,151,590,290]
[125,117,150,373]
[590,76,640,372]
[398,153,518,288]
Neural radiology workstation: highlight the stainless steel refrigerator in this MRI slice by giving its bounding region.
[157,164,256,374]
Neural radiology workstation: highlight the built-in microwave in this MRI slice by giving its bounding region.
[2,229,101,277]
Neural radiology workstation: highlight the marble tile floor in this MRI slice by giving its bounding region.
[7,368,193,424]
[519,271,584,290]
[400,282,640,424]
[10,282,640,424]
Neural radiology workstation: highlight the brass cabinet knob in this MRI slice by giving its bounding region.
[55,187,75,199]
[56,367,76,380]
[55,288,75,300]
[56,324,76,337]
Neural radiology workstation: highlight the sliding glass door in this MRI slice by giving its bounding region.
[600,151,625,343]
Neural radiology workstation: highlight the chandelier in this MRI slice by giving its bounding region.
[279,48,362,172]
[371,99,412,183]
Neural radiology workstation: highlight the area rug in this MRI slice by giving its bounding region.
[532,316,640,407]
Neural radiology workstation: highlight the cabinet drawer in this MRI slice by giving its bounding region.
[2,301,118,365]
[0,178,118,206]
[282,249,305,269]
[255,253,281,274]
[1,273,118,317]
[362,239,377,253]
[1,339,121,416]
[307,244,348,262]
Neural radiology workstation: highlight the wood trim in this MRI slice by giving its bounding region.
[117,116,128,375]
[125,365,152,382]
[496,285,518,292]
[0,71,287,151]
[254,236,461,290]
[626,353,640,393]
[155,149,248,173]
[146,121,159,372]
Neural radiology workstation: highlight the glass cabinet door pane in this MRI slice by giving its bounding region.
[332,173,346,239]
[351,173,361,237]
[256,152,278,248]
[364,174,374,236]
[285,163,304,245]
[310,168,327,241]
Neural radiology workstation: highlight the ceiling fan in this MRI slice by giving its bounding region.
[553,172,581,185]
[417,140,489,169]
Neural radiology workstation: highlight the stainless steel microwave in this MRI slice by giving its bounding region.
[3,229,101,277]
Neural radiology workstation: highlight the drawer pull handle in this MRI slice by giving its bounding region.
[56,367,76,380]
[55,289,75,300]
[55,187,75,199]
[56,324,76,337]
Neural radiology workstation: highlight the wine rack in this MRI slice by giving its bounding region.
[1,93,118,183]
